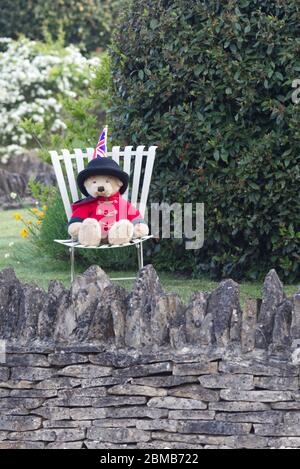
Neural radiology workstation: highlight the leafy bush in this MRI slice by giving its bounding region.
[0,37,99,162]
[0,0,125,52]
[109,0,300,282]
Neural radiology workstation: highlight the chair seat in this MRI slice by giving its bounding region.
[54,235,154,250]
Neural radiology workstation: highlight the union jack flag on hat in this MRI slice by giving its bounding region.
[93,126,108,159]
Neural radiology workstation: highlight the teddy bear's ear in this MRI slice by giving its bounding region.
[117,179,123,189]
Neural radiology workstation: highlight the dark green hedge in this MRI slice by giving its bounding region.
[0,0,124,51]
[109,0,300,281]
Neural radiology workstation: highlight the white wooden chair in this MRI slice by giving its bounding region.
[50,145,157,281]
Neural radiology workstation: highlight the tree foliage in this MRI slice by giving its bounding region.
[0,0,124,51]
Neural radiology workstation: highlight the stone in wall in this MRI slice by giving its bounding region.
[255,269,289,350]
[206,279,242,347]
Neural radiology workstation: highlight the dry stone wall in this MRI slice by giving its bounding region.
[0,264,299,354]
[0,349,300,449]
[0,265,300,449]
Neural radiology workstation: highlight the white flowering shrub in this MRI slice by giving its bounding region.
[0,37,100,163]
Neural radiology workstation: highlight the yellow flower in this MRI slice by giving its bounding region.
[36,220,42,226]
[21,228,29,238]
[30,208,38,214]
[26,220,33,226]
[14,213,22,221]
[42,205,48,211]
[38,211,45,218]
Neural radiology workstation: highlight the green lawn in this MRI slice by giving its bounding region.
[0,208,298,305]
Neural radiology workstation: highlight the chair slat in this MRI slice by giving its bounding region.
[50,151,72,219]
[74,148,85,174]
[131,145,145,208]
[111,146,120,165]
[139,146,157,217]
[87,148,95,162]
[62,150,79,203]
[122,146,134,201]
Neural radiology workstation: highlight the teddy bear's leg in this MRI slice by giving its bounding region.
[78,218,102,247]
[134,223,149,238]
[108,220,134,245]
[68,222,82,240]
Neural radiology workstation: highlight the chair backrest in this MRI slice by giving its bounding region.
[50,146,157,220]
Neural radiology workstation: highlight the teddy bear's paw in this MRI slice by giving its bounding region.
[78,219,102,246]
[134,223,149,238]
[108,220,134,245]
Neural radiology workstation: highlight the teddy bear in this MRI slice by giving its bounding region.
[68,157,149,246]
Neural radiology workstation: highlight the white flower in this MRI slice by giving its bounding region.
[10,192,17,199]
[0,37,99,157]
[4,253,10,259]
[8,242,15,247]
[0,38,12,44]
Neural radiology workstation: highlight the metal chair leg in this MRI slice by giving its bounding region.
[140,243,144,269]
[137,243,144,270]
[70,247,75,283]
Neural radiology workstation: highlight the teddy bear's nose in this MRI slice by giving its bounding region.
[98,186,105,192]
